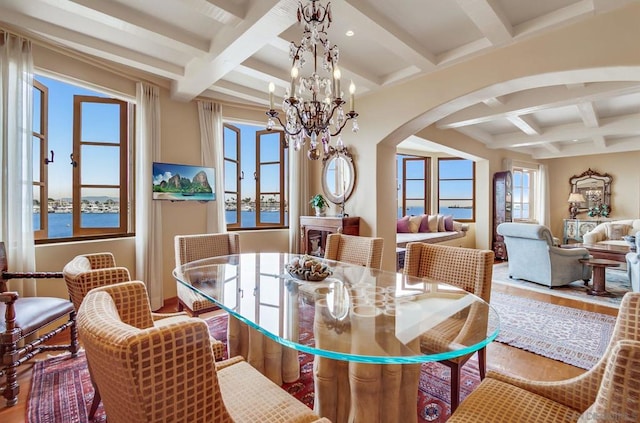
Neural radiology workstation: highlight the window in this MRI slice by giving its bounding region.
[512,166,538,221]
[32,75,133,242]
[396,155,430,217]
[438,158,475,221]
[223,122,288,229]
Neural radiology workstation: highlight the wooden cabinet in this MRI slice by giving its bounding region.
[493,171,512,260]
[299,216,360,256]
[563,218,609,244]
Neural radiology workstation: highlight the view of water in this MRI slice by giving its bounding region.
[399,206,473,220]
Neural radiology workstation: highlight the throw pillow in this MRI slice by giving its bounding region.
[437,214,446,232]
[605,223,630,240]
[427,215,438,232]
[419,214,430,232]
[444,215,454,231]
[408,215,423,233]
[397,216,411,233]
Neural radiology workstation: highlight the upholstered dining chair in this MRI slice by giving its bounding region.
[448,292,640,422]
[315,234,387,422]
[323,233,384,268]
[403,242,495,412]
[77,281,330,423]
[62,251,225,419]
[175,233,299,385]
[0,241,79,407]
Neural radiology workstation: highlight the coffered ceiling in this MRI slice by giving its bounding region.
[1,0,638,159]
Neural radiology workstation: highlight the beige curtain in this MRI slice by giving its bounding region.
[0,32,36,296]
[197,101,226,233]
[288,147,309,253]
[135,82,163,310]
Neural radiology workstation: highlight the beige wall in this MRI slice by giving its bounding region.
[21,3,640,301]
[546,152,640,238]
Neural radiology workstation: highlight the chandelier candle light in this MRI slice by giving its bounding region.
[266,0,359,160]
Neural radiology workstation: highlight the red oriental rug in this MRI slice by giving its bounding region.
[27,315,481,423]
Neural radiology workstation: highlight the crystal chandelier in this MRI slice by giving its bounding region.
[266,0,359,160]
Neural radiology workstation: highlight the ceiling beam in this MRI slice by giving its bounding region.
[455,0,513,45]
[506,115,541,135]
[437,82,640,129]
[576,101,600,128]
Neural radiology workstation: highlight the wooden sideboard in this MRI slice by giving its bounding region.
[562,218,610,244]
[299,216,360,256]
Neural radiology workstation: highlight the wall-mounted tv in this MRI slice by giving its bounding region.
[152,162,216,201]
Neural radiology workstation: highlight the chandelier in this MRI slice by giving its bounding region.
[266,0,359,160]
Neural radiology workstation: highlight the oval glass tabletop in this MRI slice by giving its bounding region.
[173,252,500,364]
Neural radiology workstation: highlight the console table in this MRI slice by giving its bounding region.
[563,218,610,244]
[299,216,359,256]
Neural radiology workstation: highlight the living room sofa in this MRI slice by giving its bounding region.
[582,219,640,246]
[396,214,469,248]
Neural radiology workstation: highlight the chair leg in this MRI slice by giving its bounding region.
[88,386,101,420]
[450,362,461,413]
[478,347,487,380]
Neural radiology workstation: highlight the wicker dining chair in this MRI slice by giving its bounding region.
[62,251,225,419]
[403,242,495,412]
[77,281,330,423]
[448,292,640,422]
[324,233,384,268]
[175,233,299,385]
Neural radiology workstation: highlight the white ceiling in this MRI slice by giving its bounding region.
[2,0,639,159]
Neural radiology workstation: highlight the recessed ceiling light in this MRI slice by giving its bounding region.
[346,30,354,37]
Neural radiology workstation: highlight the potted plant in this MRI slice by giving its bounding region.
[310,194,328,216]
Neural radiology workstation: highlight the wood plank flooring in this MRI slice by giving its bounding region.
[0,281,619,422]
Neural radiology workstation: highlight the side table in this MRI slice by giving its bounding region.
[579,258,620,296]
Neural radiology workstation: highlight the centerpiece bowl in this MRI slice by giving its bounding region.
[286,255,332,281]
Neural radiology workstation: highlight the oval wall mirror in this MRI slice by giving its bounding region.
[322,147,356,204]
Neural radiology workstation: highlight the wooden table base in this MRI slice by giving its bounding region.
[580,258,620,296]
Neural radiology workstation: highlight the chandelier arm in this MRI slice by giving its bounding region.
[329,112,358,137]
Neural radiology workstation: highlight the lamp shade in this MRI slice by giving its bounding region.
[568,193,586,203]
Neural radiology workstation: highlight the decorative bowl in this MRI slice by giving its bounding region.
[286,255,332,282]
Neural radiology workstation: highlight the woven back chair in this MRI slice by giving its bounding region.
[324,233,384,268]
[174,233,299,385]
[403,242,494,412]
[77,281,329,423]
[174,233,240,316]
[449,292,640,422]
[0,241,78,407]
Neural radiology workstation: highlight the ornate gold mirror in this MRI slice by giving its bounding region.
[569,168,612,215]
[321,147,356,204]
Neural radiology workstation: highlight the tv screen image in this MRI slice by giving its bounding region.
[152,162,216,201]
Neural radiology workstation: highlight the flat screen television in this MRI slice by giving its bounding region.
[152,162,216,201]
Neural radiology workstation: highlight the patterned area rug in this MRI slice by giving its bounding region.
[27,315,480,423]
[492,261,631,308]
[491,292,616,369]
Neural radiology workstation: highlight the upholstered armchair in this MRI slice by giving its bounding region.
[448,292,640,422]
[497,222,591,287]
[1,242,78,407]
[77,281,329,423]
[403,242,494,412]
[625,232,640,292]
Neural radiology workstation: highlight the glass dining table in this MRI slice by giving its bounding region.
[173,252,500,423]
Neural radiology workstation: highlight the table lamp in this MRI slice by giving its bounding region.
[568,192,586,219]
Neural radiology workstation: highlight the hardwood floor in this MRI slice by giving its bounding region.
[0,279,619,422]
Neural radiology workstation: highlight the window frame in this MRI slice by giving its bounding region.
[511,165,538,222]
[397,155,430,217]
[33,75,134,244]
[437,157,475,222]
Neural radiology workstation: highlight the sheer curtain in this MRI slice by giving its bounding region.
[135,82,163,310]
[288,147,309,253]
[537,164,551,227]
[0,32,36,296]
[197,101,225,232]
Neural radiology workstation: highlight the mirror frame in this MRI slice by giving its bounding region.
[321,146,356,204]
[569,168,613,215]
